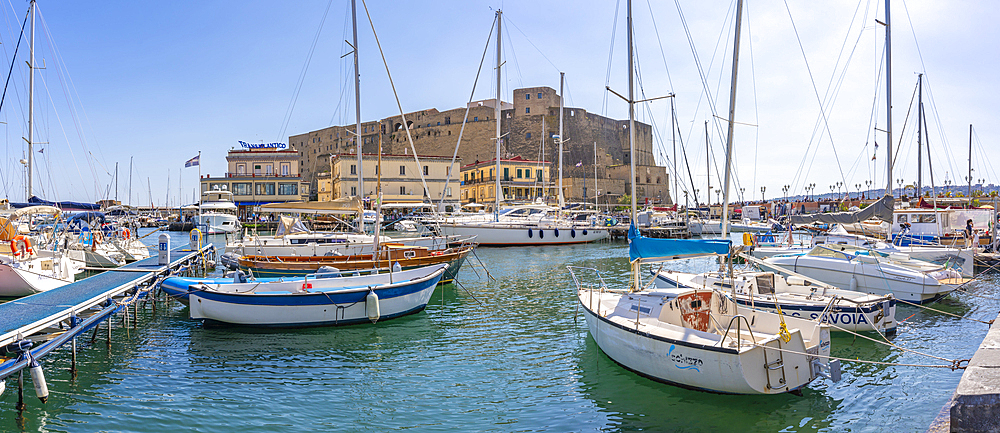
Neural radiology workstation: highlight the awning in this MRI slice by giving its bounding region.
[258,197,362,215]
[789,194,894,225]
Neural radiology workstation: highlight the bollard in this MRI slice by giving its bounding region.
[158,234,170,266]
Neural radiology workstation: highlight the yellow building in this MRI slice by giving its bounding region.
[460,156,552,208]
[200,142,310,218]
[322,153,461,211]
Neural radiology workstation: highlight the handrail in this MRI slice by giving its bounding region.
[719,314,756,348]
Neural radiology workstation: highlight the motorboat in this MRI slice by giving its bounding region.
[761,244,965,304]
[189,190,242,235]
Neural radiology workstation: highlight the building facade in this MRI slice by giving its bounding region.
[460,156,551,208]
[199,143,310,218]
[289,85,671,206]
[321,153,461,210]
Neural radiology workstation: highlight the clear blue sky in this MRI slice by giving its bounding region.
[1,0,996,206]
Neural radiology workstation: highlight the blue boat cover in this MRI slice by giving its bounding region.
[10,196,101,210]
[628,224,731,262]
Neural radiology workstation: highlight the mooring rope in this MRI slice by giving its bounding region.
[751,341,970,371]
[894,297,995,325]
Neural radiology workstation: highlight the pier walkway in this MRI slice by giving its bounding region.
[0,244,214,380]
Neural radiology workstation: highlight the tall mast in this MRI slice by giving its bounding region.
[494,9,502,221]
[916,73,923,196]
[26,0,35,200]
[884,0,893,196]
[968,124,973,200]
[720,0,744,239]
[351,0,364,233]
[627,0,637,221]
[558,72,565,213]
[705,121,710,205]
[671,98,677,208]
[595,141,599,208]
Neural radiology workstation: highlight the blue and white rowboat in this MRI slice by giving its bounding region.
[184,263,448,327]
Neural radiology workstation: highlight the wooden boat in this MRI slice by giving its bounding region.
[186,263,448,327]
[237,244,472,283]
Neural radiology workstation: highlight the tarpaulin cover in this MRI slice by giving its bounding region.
[9,196,101,211]
[789,194,894,225]
[628,223,731,262]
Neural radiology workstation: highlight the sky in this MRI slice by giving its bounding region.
[0,0,996,206]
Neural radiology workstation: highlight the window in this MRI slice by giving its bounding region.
[464,173,468,183]
[265,165,273,175]
[278,183,298,195]
[351,186,357,196]
[526,132,532,139]
[525,107,530,114]
[232,182,251,195]
[474,116,478,122]
[537,169,542,180]
[255,182,275,195]
[400,186,407,195]
[237,164,245,175]
[517,169,522,178]
[503,168,509,181]
[423,166,429,176]
[445,187,452,197]
[490,168,494,178]
[350,165,356,175]
[437,122,441,126]
[525,93,530,100]
[254,164,262,175]
[399,165,406,175]
[537,92,542,99]
[444,116,451,125]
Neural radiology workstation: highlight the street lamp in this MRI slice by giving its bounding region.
[865,180,872,198]
[835,181,843,200]
[760,186,766,202]
[897,179,904,198]
[782,185,790,202]
[716,189,721,205]
[740,187,745,205]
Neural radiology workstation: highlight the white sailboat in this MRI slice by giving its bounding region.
[0,206,83,297]
[571,0,837,394]
[435,17,608,246]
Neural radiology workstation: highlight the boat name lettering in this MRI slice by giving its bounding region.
[789,311,869,325]
[667,345,703,372]
[239,141,287,149]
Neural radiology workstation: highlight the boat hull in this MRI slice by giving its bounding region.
[188,266,445,327]
[437,224,608,246]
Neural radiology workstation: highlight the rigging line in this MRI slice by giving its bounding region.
[601,0,620,118]
[782,1,848,191]
[276,0,334,142]
[746,4,758,201]
[37,70,90,201]
[922,77,958,178]
[890,79,919,175]
[439,14,496,211]
[38,10,107,187]
[0,6,25,123]
[503,22,524,90]
[790,0,872,192]
[972,130,999,183]
[501,15,560,73]
[327,4,352,126]
[359,0,438,220]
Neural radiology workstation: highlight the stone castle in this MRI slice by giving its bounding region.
[290,86,671,205]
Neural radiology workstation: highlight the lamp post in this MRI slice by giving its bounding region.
[740,187,745,205]
[716,189,721,206]
[835,181,843,200]
[896,178,904,198]
[855,183,861,200]
[782,185,790,202]
[809,183,816,201]
[804,184,812,201]
[760,186,766,203]
[865,180,872,199]
[945,179,952,196]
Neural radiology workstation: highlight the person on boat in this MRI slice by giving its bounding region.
[964,219,974,248]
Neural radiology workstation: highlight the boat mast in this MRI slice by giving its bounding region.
[705,121,710,205]
[494,9,502,222]
[351,0,364,233]
[720,0,744,240]
[558,71,565,214]
[26,0,34,201]
[627,0,636,222]
[884,0,893,197]
[968,124,973,200]
[916,73,923,196]
[671,98,677,209]
[595,140,599,208]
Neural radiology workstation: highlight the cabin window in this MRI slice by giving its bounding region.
[756,274,775,294]
[897,215,908,223]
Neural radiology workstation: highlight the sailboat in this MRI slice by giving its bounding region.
[571,0,837,394]
[435,12,609,246]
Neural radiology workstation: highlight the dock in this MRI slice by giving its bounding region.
[928,310,1000,432]
[0,243,214,408]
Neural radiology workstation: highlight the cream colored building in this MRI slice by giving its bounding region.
[200,142,310,218]
[323,153,461,210]
[460,156,552,208]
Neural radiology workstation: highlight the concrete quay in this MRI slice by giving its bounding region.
[928,311,1000,432]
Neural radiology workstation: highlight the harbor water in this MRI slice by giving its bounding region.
[1,228,996,432]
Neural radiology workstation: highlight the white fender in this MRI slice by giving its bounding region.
[30,359,48,403]
[849,275,858,292]
[366,290,380,323]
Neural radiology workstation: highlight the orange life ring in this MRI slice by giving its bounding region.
[122,228,131,240]
[9,235,31,257]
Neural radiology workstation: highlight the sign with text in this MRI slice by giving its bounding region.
[239,141,287,149]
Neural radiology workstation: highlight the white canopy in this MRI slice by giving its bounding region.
[259,197,363,215]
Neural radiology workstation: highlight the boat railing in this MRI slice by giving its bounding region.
[719,314,757,349]
[567,266,614,318]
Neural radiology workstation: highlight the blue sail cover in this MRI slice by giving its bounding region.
[628,224,731,262]
[10,196,101,211]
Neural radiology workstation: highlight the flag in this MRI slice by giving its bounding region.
[575,161,583,167]
[185,155,200,167]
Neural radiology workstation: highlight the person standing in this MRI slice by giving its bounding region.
[964,219,974,248]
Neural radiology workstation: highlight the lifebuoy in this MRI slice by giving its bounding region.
[10,235,31,257]
[122,228,131,240]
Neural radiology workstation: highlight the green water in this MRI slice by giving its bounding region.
[0,229,994,432]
